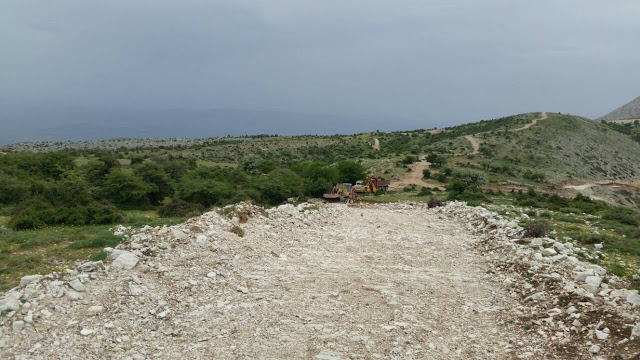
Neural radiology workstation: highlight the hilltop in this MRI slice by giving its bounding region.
[472,113,640,182]
[598,96,640,122]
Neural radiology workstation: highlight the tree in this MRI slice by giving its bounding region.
[256,168,303,205]
[426,154,446,168]
[134,162,173,205]
[101,169,152,207]
[422,169,431,179]
[336,160,366,184]
[292,161,339,197]
[241,155,263,174]
[177,178,234,207]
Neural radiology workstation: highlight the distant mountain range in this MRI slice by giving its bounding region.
[0,107,405,146]
[597,96,640,121]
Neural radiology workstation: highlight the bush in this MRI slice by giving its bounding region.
[422,169,431,179]
[522,222,548,238]
[402,155,417,165]
[158,198,205,217]
[427,196,443,208]
[451,169,486,186]
[417,187,432,196]
[86,202,122,224]
[178,178,234,207]
[434,173,448,183]
[101,169,152,207]
[256,168,304,205]
[602,207,639,226]
[0,174,28,204]
[8,198,56,230]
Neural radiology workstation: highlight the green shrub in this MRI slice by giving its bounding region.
[90,250,108,261]
[602,207,639,226]
[178,178,234,207]
[101,169,152,207]
[158,198,205,217]
[68,233,122,249]
[451,169,486,186]
[256,168,304,205]
[417,187,432,196]
[0,174,28,204]
[434,173,448,182]
[422,169,431,179]
[87,202,122,224]
[9,198,57,230]
[609,263,626,277]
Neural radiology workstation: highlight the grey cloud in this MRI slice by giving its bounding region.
[1,0,639,139]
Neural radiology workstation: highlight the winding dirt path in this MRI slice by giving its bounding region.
[390,161,445,190]
[510,112,548,132]
[563,180,640,204]
[372,138,380,150]
[462,112,547,156]
[464,135,480,155]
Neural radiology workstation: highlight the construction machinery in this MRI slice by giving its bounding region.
[323,178,391,201]
[352,177,390,194]
[323,183,354,201]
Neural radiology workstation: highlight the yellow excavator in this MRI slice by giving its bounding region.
[322,183,354,201]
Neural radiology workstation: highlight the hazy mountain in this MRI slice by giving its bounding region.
[597,96,640,121]
[0,107,407,146]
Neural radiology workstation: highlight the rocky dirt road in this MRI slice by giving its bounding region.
[2,202,640,359]
[389,161,445,191]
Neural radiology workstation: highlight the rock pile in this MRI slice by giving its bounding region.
[438,201,640,358]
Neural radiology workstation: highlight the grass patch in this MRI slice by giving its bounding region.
[0,210,185,292]
[67,233,122,249]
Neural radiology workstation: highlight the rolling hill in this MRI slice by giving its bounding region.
[597,96,640,121]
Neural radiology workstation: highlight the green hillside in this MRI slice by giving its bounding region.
[468,113,640,182]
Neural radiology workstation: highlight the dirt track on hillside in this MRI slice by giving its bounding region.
[372,138,380,150]
[390,161,445,191]
[510,112,548,132]
[464,135,480,155]
[563,180,640,204]
[463,112,548,156]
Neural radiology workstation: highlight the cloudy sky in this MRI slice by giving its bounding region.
[1,0,639,134]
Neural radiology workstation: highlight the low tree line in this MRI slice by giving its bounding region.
[0,152,367,230]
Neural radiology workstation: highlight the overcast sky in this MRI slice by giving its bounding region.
[1,0,639,130]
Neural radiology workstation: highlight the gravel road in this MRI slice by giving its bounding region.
[1,203,531,359]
